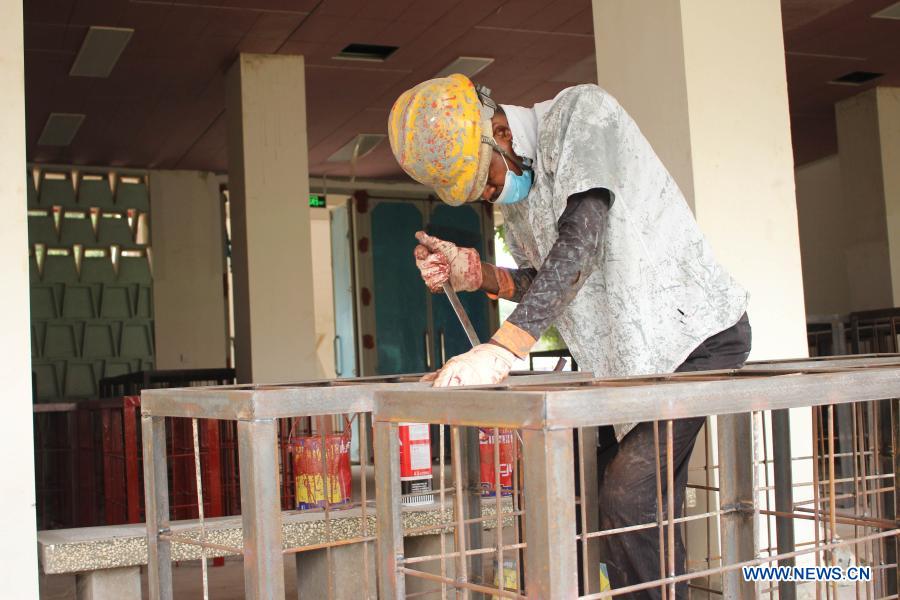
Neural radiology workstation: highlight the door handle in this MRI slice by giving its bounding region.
[333,335,343,376]
[424,330,432,371]
[439,329,446,367]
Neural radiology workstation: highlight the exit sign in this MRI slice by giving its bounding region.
[309,194,326,208]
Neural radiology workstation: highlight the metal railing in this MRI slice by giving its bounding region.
[140,371,590,600]
[373,356,900,599]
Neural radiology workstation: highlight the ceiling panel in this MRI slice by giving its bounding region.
[21,0,900,174]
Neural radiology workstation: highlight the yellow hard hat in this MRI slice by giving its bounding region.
[388,74,494,206]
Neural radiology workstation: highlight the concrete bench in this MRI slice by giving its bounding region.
[38,499,514,599]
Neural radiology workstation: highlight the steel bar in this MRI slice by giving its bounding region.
[142,414,173,600]
[577,426,601,595]
[402,543,527,566]
[892,398,899,596]
[717,412,757,599]
[653,421,667,600]
[462,426,484,595]
[581,529,900,600]
[236,418,284,599]
[191,419,209,600]
[375,365,900,430]
[401,567,525,599]
[772,408,797,600]
[521,428,578,598]
[375,421,404,600]
[442,283,480,348]
[451,426,471,599]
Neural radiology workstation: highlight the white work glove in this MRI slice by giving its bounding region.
[422,343,516,387]
[413,231,483,292]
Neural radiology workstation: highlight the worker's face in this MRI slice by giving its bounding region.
[480,113,525,202]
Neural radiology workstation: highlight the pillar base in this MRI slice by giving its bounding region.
[75,566,141,600]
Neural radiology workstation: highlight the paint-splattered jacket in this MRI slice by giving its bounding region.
[497,85,749,440]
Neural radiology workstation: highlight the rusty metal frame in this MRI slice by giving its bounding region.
[141,371,592,600]
[372,356,900,599]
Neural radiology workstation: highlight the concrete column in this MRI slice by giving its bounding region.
[592,0,807,360]
[0,1,38,596]
[836,87,900,310]
[149,170,228,369]
[225,54,318,383]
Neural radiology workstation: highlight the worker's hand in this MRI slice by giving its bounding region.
[429,343,516,387]
[414,231,482,292]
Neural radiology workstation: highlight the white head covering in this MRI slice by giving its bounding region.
[500,90,572,162]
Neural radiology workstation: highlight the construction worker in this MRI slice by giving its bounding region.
[388,74,751,598]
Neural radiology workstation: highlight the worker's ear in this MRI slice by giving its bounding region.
[492,120,513,143]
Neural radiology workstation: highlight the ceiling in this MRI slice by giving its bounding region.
[23,0,900,178]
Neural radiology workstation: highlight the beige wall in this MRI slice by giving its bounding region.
[149,170,228,369]
[795,155,850,316]
[226,54,319,383]
[0,0,39,593]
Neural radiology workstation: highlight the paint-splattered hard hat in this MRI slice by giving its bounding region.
[388,74,494,206]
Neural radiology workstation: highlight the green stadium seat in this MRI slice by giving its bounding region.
[63,361,98,398]
[28,210,58,245]
[43,322,83,358]
[83,322,118,359]
[61,285,96,319]
[32,360,63,401]
[38,172,77,208]
[32,322,44,357]
[80,253,116,283]
[77,175,115,210]
[134,286,153,318]
[115,177,150,211]
[102,360,133,380]
[29,253,41,283]
[42,253,78,283]
[97,213,135,246]
[118,254,152,284]
[120,322,153,358]
[59,210,96,246]
[27,173,38,208]
[30,285,58,319]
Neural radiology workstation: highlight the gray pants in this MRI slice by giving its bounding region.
[596,314,752,599]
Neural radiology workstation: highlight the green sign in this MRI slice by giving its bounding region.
[309,194,326,208]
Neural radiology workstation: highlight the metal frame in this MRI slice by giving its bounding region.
[373,356,900,599]
[141,371,592,600]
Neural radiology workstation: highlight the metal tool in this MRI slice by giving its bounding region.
[442,282,480,347]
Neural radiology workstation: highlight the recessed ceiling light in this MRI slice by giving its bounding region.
[327,134,386,162]
[333,43,398,62]
[37,113,85,146]
[433,57,494,79]
[70,26,133,78]
[829,71,884,86]
[872,1,900,19]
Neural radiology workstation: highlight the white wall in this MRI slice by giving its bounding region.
[795,156,850,316]
[150,170,228,369]
[0,1,39,594]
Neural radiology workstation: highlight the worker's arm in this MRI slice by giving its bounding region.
[489,189,610,357]
[480,263,537,302]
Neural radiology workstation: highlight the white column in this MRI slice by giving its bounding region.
[593,0,807,360]
[0,0,39,595]
[149,170,228,369]
[836,87,900,310]
[225,54,319,383]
